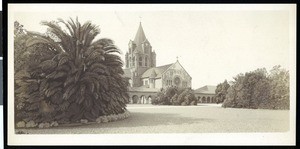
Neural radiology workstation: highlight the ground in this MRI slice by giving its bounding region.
[16,104,289,134]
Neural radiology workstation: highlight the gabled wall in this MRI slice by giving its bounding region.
[162,62,192,89]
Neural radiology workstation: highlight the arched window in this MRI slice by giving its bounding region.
[198,97,201,102]
[147,96,152,104]
[139,56,143,66]
[132,56,135,66]
[144,42,149,53]
[129,57,132,67]
[129,79,133,87]
[145,56,148,67]
[132,95,139,104]
[140,95,146,104]
[202,96,206,103]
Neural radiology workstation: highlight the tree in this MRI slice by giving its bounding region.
[14,21,32,73]
[14,21,55,123]
[222,73,244,108]
[215,80,230,104]
[222,66,289,110]
[152,87,197,106]
[222,69,271,109]
[268,65,290,109]
[14,21,25,36]
[15,18,129,124]
[222,86,236,108]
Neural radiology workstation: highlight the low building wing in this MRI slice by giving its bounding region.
[194,85,217,95]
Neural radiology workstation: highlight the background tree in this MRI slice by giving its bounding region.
[222,73,244,108]
[268,65,290,109]
[14,21,55,123]
[215,80,230,104]
[15,18,129,124]
[222,66,289,110]
[14,21,31,73]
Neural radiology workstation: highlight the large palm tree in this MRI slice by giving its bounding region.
[15,18,129,123]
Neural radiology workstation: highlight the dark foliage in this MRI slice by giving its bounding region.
[152,86,197,106]
[14,18,129,124]
[222,66,289,110]
[215,80,230,104]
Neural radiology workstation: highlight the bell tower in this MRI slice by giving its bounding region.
[125,22,157,87]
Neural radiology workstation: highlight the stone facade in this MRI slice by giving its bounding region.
[123,22,192,104]
[161,62,192,89]
[124,22,156,87]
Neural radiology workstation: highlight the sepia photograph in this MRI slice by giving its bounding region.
[7,4,296,145]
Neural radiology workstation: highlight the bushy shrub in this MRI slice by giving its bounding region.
[14,18,129,125]
[222,66,290,110]
[152,86,197,106]
[190,100,197,106]
[215,80,230,104]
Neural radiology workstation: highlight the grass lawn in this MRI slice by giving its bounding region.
[16,104,289,134]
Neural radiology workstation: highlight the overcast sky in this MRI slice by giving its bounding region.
[10,4,295,89]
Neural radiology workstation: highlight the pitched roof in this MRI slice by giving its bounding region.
[128,86,160,93]
[122,68,131,78]
[141,63,173,79]
[133,22,147,52]
[194,85,217,94]
[166,60,192,79]
[134,22,146,45]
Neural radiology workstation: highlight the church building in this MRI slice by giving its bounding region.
[123,22,192,104]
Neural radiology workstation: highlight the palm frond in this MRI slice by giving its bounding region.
[15,17,129,124]
[26,31,64,53]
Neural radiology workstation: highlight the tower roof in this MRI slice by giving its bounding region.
[134,22,147,45]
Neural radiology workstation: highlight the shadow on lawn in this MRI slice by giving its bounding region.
[74,112,214,129]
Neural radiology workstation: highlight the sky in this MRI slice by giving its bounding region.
[9,4,295,89]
